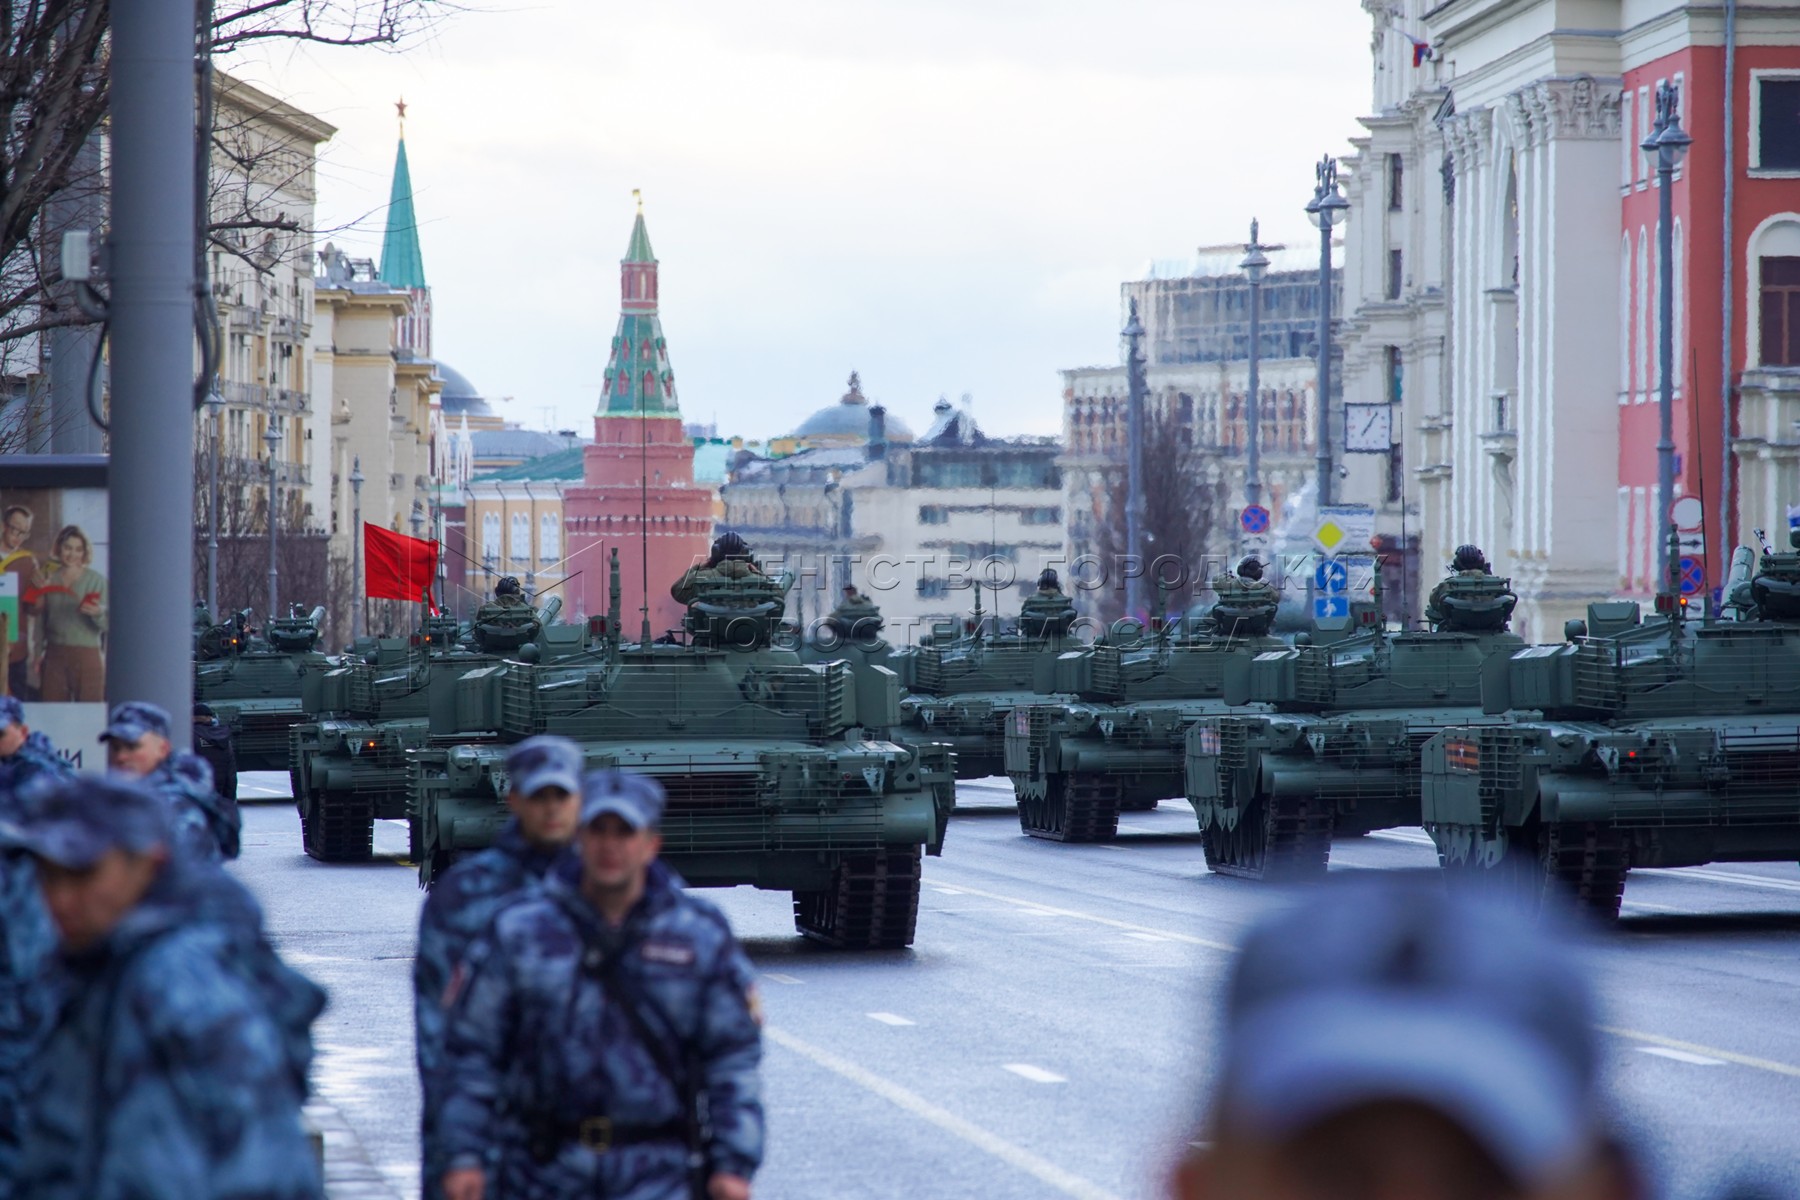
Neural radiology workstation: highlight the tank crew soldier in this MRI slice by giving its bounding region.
[101,701,240,862]
[1425,544,1492,628]
[1212,556,1278,605]
[1036,567,1064,595]
[440,769,764,1200]
[415,735,586,1200]
[191,702,239,803]
[1170,878,1641,1200]
[0,776,327,1200]
[492,575,532,610]
[672,530,766,607]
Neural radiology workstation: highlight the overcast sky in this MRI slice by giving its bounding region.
[227,1,1372,442]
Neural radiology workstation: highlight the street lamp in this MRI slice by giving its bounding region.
[1305,155,1350,506]
[1642,81,1691,596]
[350,455,365,640]
[1239,220,1272,530]
[204,387,223,618]
[1122,297,1148,620]
[263,418,281,625]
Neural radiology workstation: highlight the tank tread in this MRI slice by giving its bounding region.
[1540,823,1628,920]
[303,788,375,863]
[794,846,922,949]
[1018,774,1121,843]
[1202,793,1333,882]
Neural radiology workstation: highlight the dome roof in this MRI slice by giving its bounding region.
[787,371,914,443]
[433,361,494,417]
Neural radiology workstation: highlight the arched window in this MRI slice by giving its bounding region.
[510,512,529,562]
[539,513,560,563]
[1750,217,1800,366]
[482,512,500,561]
[644,372,657,400]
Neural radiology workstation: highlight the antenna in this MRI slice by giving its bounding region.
[1690,346,1712,620]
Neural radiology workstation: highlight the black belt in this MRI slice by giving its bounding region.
[527,1115,689,1161]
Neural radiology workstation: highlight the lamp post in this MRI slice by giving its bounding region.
[1642,81,1691,595]
[350,455,365,640]
[205,388,223,617]
[1305,155,1350,507]
[263,418,281,624]
[1239,220,1271,528]
[1122,297,1148,620]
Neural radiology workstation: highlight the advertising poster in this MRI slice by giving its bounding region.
[1,456,109,770]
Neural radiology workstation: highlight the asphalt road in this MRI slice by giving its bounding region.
[230,772,1800,1200]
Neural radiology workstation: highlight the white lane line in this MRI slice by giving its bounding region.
[243,785,289,797]
[761,973,803,985]
[1096,844,1127,851]
[932,881,1236,952]
[1602,1027,1800,1079]
[1636,866,1800,895]
[866,1012,915,1026]
[1368,829,1435,847]
[1620,899,1683,913]
[1004,1063,1068,1084]
[767,1027,1121,1200]
[1014,907,1061,918]
[1635,1046,1725,1066]
[1123,932,1168,943]
[932,887,966,896]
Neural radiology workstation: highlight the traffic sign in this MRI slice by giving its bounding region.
[1313,596,1349,620]
[1314,559,1349,593]
[1240,504,1271,534]
[1670,496,1703,532]
[1313,504,1376,557]
[1676,532,1705,555]
[1678,556,1705,596]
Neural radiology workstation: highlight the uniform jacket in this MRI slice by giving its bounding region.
[192,721,239,802]
[414,822,571,1196]
[142,750,240,862]
[14,858,326,1200]
[440,859,764,1200]
[1425,569,1493,628]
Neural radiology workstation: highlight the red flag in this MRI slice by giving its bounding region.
[364,522,439,609]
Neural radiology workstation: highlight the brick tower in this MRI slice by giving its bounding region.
[563,195,714,637]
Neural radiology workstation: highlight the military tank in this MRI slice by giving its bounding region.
[1002,584,1285,842]
[410,551,956,949]
[289,593,560,862]
[1186,572,1523,880]
[193,603,334,772]
[1420,531,1800,920]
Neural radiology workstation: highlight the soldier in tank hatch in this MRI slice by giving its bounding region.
[1170,878,1642,1200]
[1426,544,1493,627]
[439,768,764,1200]
[415,735,586,1200]
[672,530,765,607]
[0,775,325,1200]
[492,575,531,609]
[1212,556,1277,605]
[100,701,238,862]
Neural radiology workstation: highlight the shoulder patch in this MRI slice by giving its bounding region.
[641,938,696,967]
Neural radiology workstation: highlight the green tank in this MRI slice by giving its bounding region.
[289,594,561,862]
[891,587,1080,781]
[1002,589,1285,842]
[1185,572,1523,880]
[193,604,334,771]
[1420,533,1800,920]
[410,551,956,949]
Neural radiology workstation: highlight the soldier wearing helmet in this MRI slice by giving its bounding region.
[491,576,531,611]
[1426,545,1492,628]
[672,531,765,606]
[1213,556,1278,605]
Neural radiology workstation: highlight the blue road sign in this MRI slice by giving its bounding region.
[1678,555,1705,596]
[1313,596,1349,620]
[1240,504,1271,534]
[1314,559,1349,592]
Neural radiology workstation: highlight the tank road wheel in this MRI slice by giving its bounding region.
[1202,793,1332,882]
[794,846,923,950]
[1018,774,1120,843]
[1537,824,1628,921]
[303,788,375,863]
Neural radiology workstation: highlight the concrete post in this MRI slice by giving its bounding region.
[351,456,364,639]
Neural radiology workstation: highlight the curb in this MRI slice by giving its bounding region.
[305,1097,406,1200]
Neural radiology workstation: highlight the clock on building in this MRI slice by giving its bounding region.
[1344,404,1393,452]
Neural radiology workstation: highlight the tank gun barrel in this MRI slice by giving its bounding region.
[1723,545,1757,618]
[306,605,325,628]
[536,594,564,626]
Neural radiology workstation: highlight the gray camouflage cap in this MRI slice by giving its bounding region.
[0,776,171,868]
[99,701,172,744]
[579,768,665,831]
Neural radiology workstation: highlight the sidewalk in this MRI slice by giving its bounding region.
[307,1098,406,1200]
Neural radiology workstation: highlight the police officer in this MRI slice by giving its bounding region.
[440,769,764,1200]
[415,736,585,1198]
[101,700,240,862]
[672,531,765,607]
[0,694,73,801]
[1426,544,1492,629]
[191,702,239,803]
[0,776,326,1200]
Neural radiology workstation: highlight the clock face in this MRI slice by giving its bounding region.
[1345,404,1393,452]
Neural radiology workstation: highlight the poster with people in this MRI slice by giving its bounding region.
[0,470,109,769]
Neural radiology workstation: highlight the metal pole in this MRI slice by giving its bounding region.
[1645,82,1690,595]
[1243,220,1267,512]
[1315,206,1335,507]
[351,456,364,640]
[265,419,280,622]
[205,393,220,616]
[108,0,197,747]
[1123,298,1148,619]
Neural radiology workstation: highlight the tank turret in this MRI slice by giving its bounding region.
[265,604,325,654]
[1749,527,1800,622]
[1427,573,1517,633]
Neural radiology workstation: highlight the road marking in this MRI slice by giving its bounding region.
[934,881,1236,952]
[932,887,966,896]
[1636,866,1800,895]
[1003,1063,1068,1084]
[867,1012,915,1026]
[1635,1046,1725,1066]
[767,1027,1121,1200]
[1096,844,1127,851]
[1602,1027,1800,1079]
[1014,907,1061,918]
[1620,899,1683,913]
[1123,932,1168,942]
[243,785,289,797]
[762,973,803,985]
[1368,829,1435,847]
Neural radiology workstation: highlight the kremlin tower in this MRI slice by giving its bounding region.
[562,196,714,635]
[379,100,431,357]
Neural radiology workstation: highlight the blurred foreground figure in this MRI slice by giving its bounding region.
[0,776,325,1200]
[1172,880,1641,1200]
[102,700,239,861]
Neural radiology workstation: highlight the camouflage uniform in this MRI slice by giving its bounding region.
[440,859,764,1199]
[1212,570,1278,608]
[13,857,326,1200]
[414,820,574,1197]
[1425,569,1492,629]
[670,558,762,607]
[139,750,241,863]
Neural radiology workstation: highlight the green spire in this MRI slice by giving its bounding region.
[625,189,655,262]
[379,135,427,290]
